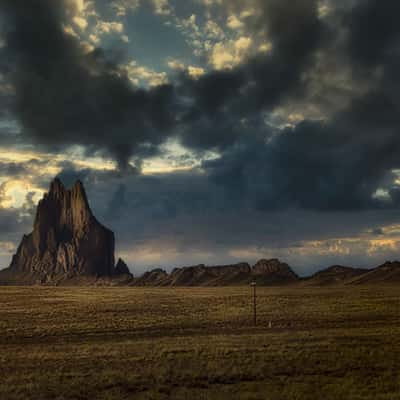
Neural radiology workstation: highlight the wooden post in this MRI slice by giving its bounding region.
[250,282,257,326]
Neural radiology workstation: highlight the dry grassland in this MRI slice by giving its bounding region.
[0,286,399,399]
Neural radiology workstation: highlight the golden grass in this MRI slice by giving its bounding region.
[0,286,399,399]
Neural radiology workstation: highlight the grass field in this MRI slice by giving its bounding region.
[0,286,399,399]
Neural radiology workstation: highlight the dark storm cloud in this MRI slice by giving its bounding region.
[0,0,175,168]
[1,0,400,215]
[203,88,400,211]
[106,183,127,219]
[199,0,400,211]
[203,120,384,211]
[0,0,326,163]
[347,0,400,68]
[178,0,325,150]
[242,0,325,110]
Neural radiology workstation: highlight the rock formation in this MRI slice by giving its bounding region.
[131,260,299,286]
[114,258,131,276]
[133,268,169,286]
[251,259,299,284]
[4,178,129,284]
[167,263,251,286]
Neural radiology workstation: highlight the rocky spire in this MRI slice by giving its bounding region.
[8,178,116,281]
[114,258,131,276]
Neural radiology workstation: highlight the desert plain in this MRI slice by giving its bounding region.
[0,285,399,400]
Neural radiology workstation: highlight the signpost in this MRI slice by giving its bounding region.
[250,281,257,326]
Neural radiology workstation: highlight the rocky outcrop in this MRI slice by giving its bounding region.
[250,259,299,284]
[114,258,131,276]
[129,260,400,287]
[3,178,131,284]
[131,260,299,286]
[303,262,400,286]
[133,268,169,286]
[156,263,252,286]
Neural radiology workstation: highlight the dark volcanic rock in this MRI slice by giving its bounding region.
[5,178,119,283]
[114,258,131,276]
[133,268,168,286]
[251,259,299,284]
[168,265,215,286]
[131,261,300,287]
[167,263,252,286]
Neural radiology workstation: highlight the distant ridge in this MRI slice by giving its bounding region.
[131,259,299,286]
[348,261,400,285]
[304,265,369,286]
[130,261,400,287]
[1,179,400,286]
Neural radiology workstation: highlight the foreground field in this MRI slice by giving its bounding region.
[0,286,399,399]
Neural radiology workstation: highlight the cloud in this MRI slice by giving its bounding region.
[174,0,400,217]
[93,20,124,35]
[167,59,185,70]
[123,60,169,87]
[2,0,400,221]
[346,0,400,69]
[73,16,89,30]
[226,14,244,31]
[0,0,176,169]
[209,36,253,70]
[151,0,171,15]
[0,0,325,167]
[187,65,205,79]
[111,0,141,17]
[167,60,204,79]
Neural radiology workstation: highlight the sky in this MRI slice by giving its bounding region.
[1,0,400,276]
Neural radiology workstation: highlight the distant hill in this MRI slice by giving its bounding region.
[304,265,369,286]
[349,261,400,285]
[131,259,299,287]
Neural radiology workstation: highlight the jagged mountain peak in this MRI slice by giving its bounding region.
[47,178,89,206]
[115,258,131,276]
[6,178,122,283]
[49,177,64,193]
